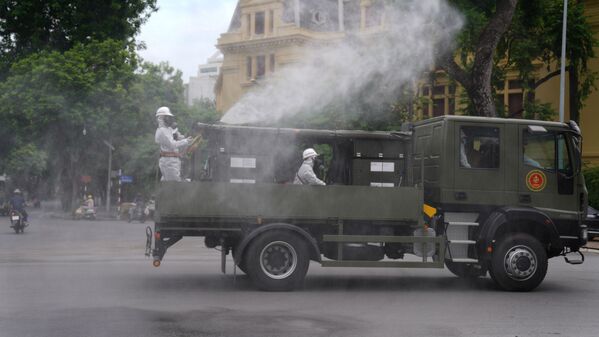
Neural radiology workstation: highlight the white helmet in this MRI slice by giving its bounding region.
[156,106,174,117]
[302,148,318,160]
[14,189,21,194]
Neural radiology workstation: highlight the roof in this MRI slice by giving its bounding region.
[414,115,568,128]
[195,122,411,141]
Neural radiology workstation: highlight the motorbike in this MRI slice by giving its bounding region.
[73,205,96,220]
[9,210,27,234]
[128,202,148,223]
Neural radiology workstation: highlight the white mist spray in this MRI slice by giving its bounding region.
[220,0,463,125]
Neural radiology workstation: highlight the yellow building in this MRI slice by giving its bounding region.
[216,0,383,113]
[217,0,599,165]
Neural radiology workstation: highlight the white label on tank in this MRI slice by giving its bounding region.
[230,157,256,168]
[230,179,256,184]
[370,182,394,187]
[370,162,383,172]
[370,162,394,172]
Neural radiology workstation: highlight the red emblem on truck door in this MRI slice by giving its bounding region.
[526,170,546,192]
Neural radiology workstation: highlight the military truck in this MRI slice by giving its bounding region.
[146,116,588,291]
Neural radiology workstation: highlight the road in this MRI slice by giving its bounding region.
[1,210,599,337]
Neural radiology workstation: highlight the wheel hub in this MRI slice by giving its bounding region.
[504,246,537,281]
[260,241,297,280]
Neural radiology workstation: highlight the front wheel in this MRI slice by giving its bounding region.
[245,230,310,291]
[490,233,548,292]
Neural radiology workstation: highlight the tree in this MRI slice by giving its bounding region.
[441,0,596,121]
[0,39,140,209]
[0,0,157,78]
[439,0,519,117]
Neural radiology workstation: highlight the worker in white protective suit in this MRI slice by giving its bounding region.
[155,106,192,181]
[293,148,326,186]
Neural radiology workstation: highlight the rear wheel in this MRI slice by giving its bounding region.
[490,233,548,292]
[245,230,310,291]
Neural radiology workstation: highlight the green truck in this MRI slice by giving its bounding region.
[146,116,588,291]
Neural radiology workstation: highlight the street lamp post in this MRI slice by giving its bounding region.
[102,140,115,212]
[559,0,568,123]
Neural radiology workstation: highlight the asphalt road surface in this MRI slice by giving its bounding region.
[1,210,599,337]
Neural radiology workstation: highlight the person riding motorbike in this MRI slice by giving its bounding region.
[155,107,192,181]
[129,193,147,222]
[9,189,28,223]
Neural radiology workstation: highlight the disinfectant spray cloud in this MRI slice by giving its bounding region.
[220,0,463,125]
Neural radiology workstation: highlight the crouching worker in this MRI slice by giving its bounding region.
[155,106,192,181]
[294,148,326,186]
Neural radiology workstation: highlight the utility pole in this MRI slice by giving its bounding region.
[559,0,568,123]
[103,140,115,212]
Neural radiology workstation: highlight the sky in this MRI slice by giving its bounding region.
[137,0,237,82]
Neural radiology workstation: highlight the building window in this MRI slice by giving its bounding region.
[256,55,266,79]
[246,14,251,36]
[270,54,275,73]
[509,80,522,90]
[246,56,252,80]
[255,12,265,35]
[433,85,445,96]
[508,93,524,118]
[421,83,455,117]
[433,98,445,117]
[200,67,218,74]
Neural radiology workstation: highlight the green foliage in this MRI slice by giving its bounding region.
[523,101,557,121]
[0,0,158,78]
[4,143,47,179]
[445,0,597,119]
[584,166,599,209]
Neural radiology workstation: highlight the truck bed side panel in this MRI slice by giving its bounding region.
[156,182,423,223]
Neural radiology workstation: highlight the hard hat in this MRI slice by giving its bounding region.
[14,189,21,194]
[302,148,318,160]
[156,106,174,117]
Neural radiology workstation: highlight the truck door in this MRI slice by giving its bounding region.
[453,123,505,206]
[517,126,579,223]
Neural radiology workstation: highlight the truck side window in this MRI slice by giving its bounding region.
[557,134,572,175]
[523,132,555,171]
[459,126,500,169]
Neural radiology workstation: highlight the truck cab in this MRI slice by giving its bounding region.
[413,116,587,285]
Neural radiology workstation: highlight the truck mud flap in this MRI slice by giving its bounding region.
[150,229,182,266]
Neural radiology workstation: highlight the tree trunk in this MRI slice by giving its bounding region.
[439,0,518,117]
[466,82,496,117]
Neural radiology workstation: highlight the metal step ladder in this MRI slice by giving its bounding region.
[445,212,479,263]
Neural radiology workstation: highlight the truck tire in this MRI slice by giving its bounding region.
[490,233,548,292]
[245,230,310,291]
[445,261,485,279]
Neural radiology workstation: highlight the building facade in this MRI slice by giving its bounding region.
[186,52,223,105]
[217,0,599,165]
[215,0,385,112]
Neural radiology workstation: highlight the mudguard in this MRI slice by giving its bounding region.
[478,207,562,258]
[235,223,321,264]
